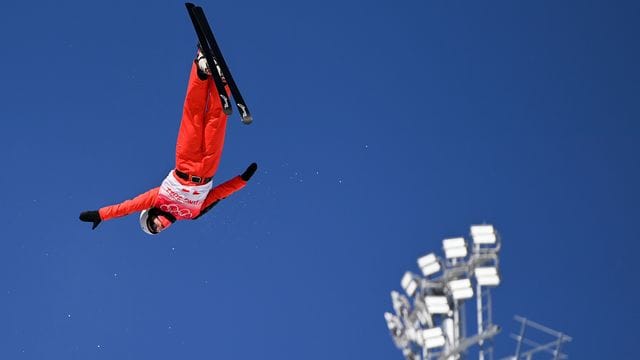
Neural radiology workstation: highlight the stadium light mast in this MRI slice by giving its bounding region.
[384,224,502,360]
[384,224,571,360]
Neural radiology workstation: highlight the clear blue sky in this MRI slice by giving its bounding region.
[1,0,638,358]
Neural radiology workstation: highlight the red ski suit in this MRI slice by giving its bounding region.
[99,63,247,221]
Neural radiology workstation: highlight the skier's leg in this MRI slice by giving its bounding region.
[175,62,211,176]
[199,84,231,178]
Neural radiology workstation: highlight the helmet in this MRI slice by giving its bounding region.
[139,209,155,235]
[139,208,175,235]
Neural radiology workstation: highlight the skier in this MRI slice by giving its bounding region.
[79,49,257,235]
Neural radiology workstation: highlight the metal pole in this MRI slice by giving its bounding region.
[453,300,460,359]
[444,317,456,360]
[450,258,460,360]
[487,290,494,360]
[477,281,484,360]
[514,318,527,359]
[553,334,565,360]
[461,298,467,344]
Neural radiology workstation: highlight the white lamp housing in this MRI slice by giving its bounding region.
[405,327,419,344]
[448,278,473,300]
[414,301,433,328]
[474,266,501,286]
[391,291,411,317]
[417,253,441,276]
[443,237,468,259]
[471,225,497,245]
[385,312,409,349]
[401,272,419,297]
[425,296,450,314]
[421,327,446,349]
[384,312,400,331]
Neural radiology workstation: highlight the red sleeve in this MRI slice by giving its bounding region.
[202,176,247,209]
[98,187,160,221]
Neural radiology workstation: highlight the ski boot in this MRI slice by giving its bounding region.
[195,45,225,83]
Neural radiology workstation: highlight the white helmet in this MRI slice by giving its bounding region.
[140,208,176,235]
[139,209,156,235]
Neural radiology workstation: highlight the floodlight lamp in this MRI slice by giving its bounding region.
[384,312,401,331]
[421,327,446,349]
[384,312,396,329]
[405,327,420,345]
[417,253,441,276]
[448,278,473,300]
[385,312,409,349]
[425,295,451,314]
[442,237,467,259]
[449,278,472,290]
[471,225,497,245]
[414,301,433,328]
[401,272,419,297]
[473,234,497,245]
[474,266,501,286]
[452,288,473,300]
[471,224,494,236]
[391,291,411,317]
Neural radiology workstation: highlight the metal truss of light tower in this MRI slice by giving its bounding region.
[475,275,498,360]
[508,316,572,360]
[470,224,501,360]
[441,324,501,359]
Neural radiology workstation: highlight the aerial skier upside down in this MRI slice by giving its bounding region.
[79,49,257,235]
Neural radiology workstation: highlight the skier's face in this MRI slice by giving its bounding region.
[150,215,169,233]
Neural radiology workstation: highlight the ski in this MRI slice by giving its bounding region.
[185,3,253,124]
[185,3,232,116]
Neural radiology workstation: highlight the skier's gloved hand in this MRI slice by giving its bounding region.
[79,210,102,230]
[241,163,258,181]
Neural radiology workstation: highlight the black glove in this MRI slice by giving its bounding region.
[241,162,258,181]
[79,210,102,230]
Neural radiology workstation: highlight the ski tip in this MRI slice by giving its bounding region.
[241,115,253,125]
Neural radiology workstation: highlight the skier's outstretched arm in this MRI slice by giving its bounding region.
[79,187,159,230]
[197,163,257,218]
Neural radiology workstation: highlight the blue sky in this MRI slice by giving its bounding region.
[1,0,639,358]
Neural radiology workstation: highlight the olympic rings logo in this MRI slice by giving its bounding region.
[160,204,193,218]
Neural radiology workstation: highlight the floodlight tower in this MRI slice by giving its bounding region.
[384,224,502,360]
